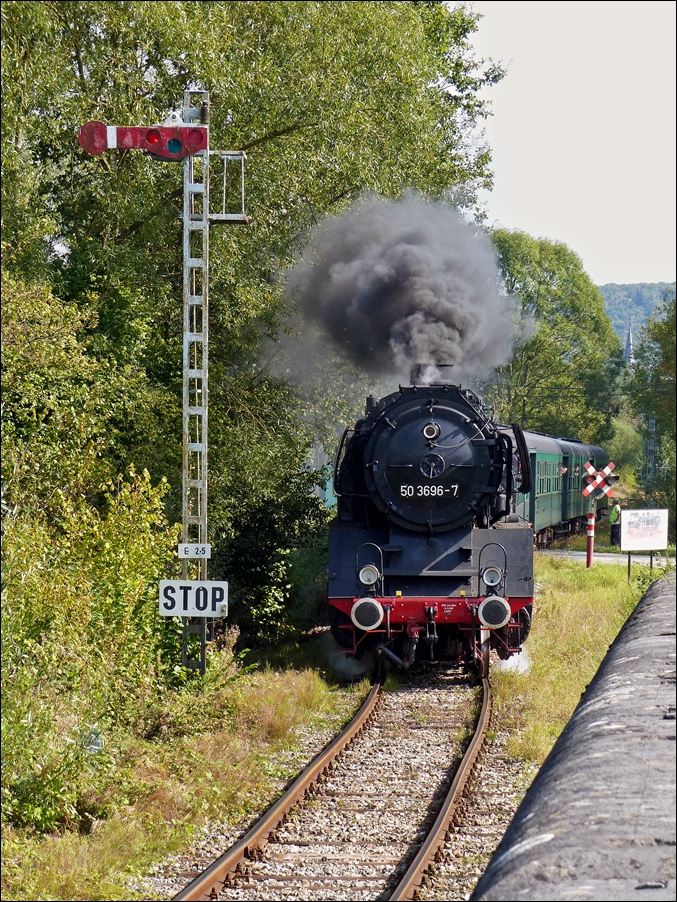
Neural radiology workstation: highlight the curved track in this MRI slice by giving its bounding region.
[174,667,491,902]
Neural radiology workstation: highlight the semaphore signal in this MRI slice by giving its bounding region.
[79,120,208,160]
[78,91,247,673]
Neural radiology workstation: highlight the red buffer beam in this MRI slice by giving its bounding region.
[79,120,207,160]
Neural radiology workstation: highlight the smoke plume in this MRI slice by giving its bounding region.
[285,194,516,382]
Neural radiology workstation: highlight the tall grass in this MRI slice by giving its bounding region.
[1,463,370,901]
[491,555,658,762]
[1,656,367,901]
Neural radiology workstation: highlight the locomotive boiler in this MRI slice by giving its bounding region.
[328,365,609,675]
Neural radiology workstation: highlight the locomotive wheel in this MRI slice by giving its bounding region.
[515,604,533,645]
[374,647,389,683]
[328,606,354,652]
[480,628,491,679]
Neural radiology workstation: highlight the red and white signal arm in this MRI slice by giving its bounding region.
[79,120,207,161]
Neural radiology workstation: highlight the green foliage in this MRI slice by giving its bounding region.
[2,0,505,630]
[627,289,677,535]
[1,470,179,831]
[1,271,179,518]
[597,281,676,341]
[2,670,367,901]
[1,0,507,837]
[628,290,676,440]
[284,529,331,632]
[3,0,503,365]
[606,406,644,487]
[482,229,623,444]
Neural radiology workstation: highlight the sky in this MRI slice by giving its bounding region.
[467,1,676,286]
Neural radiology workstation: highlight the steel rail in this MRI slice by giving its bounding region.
[388,676,492,901]
[173,681,382,901]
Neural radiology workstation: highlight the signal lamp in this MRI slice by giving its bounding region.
[359,564,380,586]
[482,566,503,588]
[423,422,441,440]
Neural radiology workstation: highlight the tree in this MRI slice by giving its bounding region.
[2,1,505,632]
[606,405,644,488]
[3,1,512,833]
[628,289,676,533]
[482,229,623,445]
[628,290,676,439]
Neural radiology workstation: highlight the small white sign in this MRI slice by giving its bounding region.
[159,580,228,617]
[620,509,669,552]
[178,543,212,559]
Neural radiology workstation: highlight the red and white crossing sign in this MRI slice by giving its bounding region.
[583,461,616,497]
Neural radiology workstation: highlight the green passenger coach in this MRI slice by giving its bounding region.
[513,431,609,545]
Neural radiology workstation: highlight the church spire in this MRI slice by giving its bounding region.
[624,318,634,364]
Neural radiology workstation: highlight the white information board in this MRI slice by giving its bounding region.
[159,580,228,617]
[620,509,669,552]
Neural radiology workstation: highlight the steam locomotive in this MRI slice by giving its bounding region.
[328,366,609,675]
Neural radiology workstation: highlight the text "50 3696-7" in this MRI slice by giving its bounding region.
[400,484,458,497]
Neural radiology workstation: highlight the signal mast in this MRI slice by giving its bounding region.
[80,90,247,673]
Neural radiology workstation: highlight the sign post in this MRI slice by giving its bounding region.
[582,461,617,568]
[621,509,670,583]
[586,506,596,569]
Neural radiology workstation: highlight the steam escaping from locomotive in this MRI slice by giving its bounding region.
[286,194,516,382]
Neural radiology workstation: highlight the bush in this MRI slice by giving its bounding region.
[1,470,179,831]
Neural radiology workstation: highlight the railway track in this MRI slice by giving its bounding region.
[174,665,491,902]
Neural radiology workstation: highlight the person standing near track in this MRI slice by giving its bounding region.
[609,501,622,547]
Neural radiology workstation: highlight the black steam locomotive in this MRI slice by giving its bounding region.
[328,366,609,675]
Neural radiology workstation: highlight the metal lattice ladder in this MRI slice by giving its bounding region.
[181,90,210,668]
[180,90,247,672]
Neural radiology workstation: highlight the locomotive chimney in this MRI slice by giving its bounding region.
[409,363,455,385]
[365,395,378,414]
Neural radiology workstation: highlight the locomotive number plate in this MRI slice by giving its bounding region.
[400,484,459,497]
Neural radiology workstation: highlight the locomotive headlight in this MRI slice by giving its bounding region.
[482,566,503,588]
[359,564,380,586]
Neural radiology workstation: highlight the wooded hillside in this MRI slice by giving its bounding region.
[598,281,676,340]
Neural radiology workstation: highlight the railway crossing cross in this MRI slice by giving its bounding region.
[582,461,616,498]
[79,90,247,674]
[581,461,617,568]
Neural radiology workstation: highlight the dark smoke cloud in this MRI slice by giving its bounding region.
[285,194,516,382]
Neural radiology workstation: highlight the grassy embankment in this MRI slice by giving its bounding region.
[490,554,670,761]
[2,556,670,901]
[1,649,370,902]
